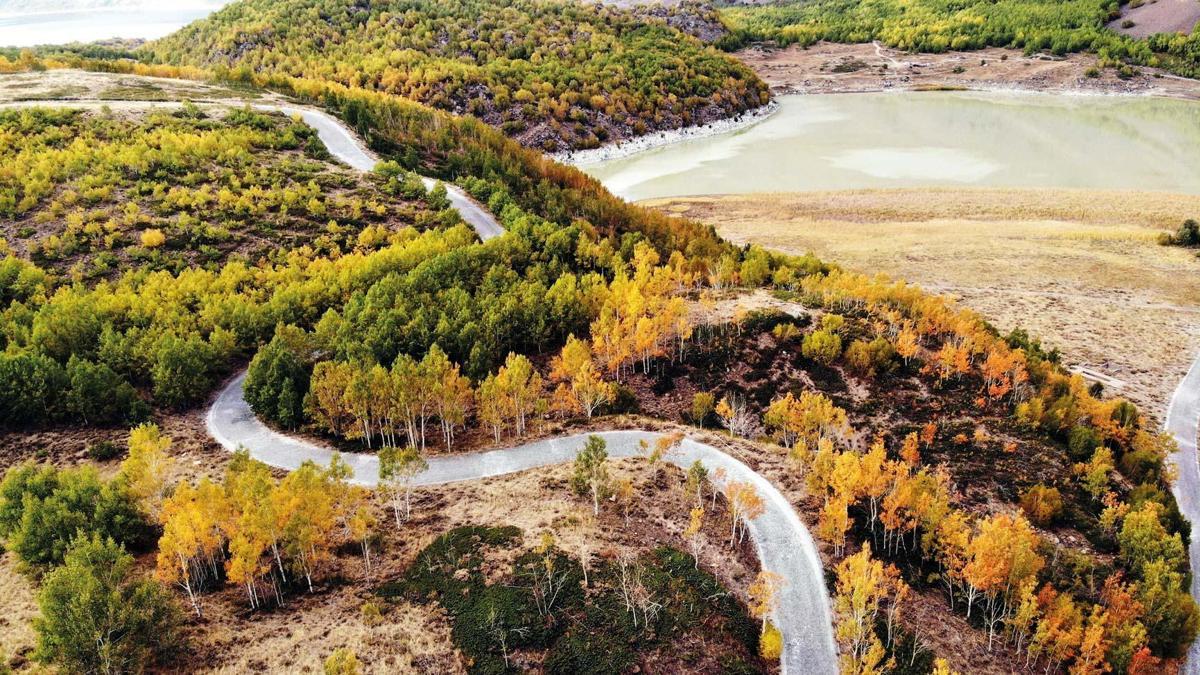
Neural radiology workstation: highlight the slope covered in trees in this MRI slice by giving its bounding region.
[0,104,446,279]
[636,270,1199,672]
[0,65,767,429]
[1,24,1197,671]
[721,0,1200,78]
[144,0,769,152]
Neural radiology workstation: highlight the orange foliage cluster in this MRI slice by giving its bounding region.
[796,386,1192,673]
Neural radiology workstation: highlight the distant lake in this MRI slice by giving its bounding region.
[583,92,1200,200]
[0,8,215,47]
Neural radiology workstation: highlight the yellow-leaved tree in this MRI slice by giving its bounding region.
[120,422,175,518]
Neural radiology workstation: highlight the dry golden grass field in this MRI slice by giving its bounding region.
[645,188,1200,417]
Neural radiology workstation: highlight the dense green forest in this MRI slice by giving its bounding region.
[144,0,769,152]
[0,105,453,280]
[0,75,804,427]
[720,0,1200,77]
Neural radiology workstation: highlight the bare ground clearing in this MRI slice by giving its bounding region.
[1109,0,1200,39]
[644,188,1200,417]
[0,68,272,104]
[737,41,1200,100]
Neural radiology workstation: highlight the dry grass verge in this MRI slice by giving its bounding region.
[645,188,1200,417]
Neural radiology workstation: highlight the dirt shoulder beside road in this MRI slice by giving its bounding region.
[737,41,1200,100]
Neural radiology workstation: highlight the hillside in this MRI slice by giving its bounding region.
[0,5,1197,673]
[0,71,1195,674]
[144,0,769,152]
[720,0,1200,78]
[0,104,446,280]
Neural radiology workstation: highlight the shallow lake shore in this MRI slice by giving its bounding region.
[552,99,780,166]
[581,91,1200,201]
[738,41,1200,101]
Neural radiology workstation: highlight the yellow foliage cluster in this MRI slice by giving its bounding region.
[156,451,372,614]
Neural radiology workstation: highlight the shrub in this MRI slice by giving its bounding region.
[771,322,800,341]
[360,601,384,626]
[802,329,842,366]
[845,337,896,377]
[35,535,179,674]
[323,648,360,675]
[139,228,166,248]
[86,440,122,462]
[1163,219,1200,248]
[819,313,845,333]
[1019,484,1063,526]
[760,621,783,659]
[608,384,639,414]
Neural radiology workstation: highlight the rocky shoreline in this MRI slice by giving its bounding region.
[552,99,780,166]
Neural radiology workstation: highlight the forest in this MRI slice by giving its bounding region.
[0,105,450,279]
[0,5,1197,668]
[142,0,769,152]
[720,0,1200,78]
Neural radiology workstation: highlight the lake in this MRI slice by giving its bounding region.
[0,7,217,47]
[582,92,1200,201]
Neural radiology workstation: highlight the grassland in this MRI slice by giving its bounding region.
[0,412,769,673]
[644,187,1200,416]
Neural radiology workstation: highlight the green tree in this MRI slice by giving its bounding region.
[151,333,214,409]
[244,326,312,429]
[0,352,66,426]
[691,391,716,427]
[571,435,611,516]
[66,355,144,426]
[0,463,149,571]
[1138,558,1200,657]
[1117,502,1186,575]
[378,446,428,525]
[35,534,180,674]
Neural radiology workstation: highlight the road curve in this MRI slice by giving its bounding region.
[0,99,504,242]
[1166,353,1200,673]
[207,371,837,674]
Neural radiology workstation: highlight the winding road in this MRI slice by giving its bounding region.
[22,89,1200,673]
[14,87,833,672]
[206,373,838,674]
[1167,353,1200,674]
[163,96,840,672]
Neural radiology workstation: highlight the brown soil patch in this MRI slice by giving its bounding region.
[736,41,1200,100]
[0,554,37,668]
[644,188,1200,419]
[0,69,273,104]
[1109,0,1200,39]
